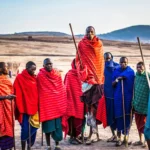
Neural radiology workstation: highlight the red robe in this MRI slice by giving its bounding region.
[76,36,104,84]
[0,75,14,137]
[62,60,84,135]
[37,68,67,122]
[14,69,38,123]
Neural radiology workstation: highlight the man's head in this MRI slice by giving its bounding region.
[104,52,113,62]
[26,61,36,75]
[120,57,128,69]
[86,26,95,40]
[0,62,8,75]
[137,61,144,74]
[43,58,53,72]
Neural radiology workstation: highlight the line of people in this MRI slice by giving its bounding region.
[0,26,150,150]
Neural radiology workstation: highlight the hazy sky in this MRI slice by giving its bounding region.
[0,0,150,34]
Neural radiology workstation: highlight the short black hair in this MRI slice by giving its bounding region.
[0,62,5,69]
[43,58,51,65]
[26,61,36,69]
[86,26,95,34]
[120,57,128,62]
[104,52,113,58]
[137,61,144,66]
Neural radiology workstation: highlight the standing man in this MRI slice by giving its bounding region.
[37,58,67,150]
[104,52,119,142]
[62,59,84,145]
[112,57,134,146]
[132,62,150,147]
[76,26,105,144]
[0,62,16,150]
[14,61,39,150]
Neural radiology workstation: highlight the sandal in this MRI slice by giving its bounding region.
[133,141,143,146]
[107,136,117,142]
[54,146,61,150]
[91,138,102,143]
[116,140,123,147]
[86,138,92,145]
[70,138,79,145]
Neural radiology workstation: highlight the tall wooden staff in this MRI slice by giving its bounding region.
[137,37,150,87]
[11,100,16,150]
[69,23,85,143]
[121,80,128,147]
[69,23,83,68]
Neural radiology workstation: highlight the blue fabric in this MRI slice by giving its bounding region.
[104,60,119,99]
[144,91,150,140]
[112,66,135,133]
[105,97,116,129]
[116,115,130,135]
[104,60,119,128]
[20,114,38,146]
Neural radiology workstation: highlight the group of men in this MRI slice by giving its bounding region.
[0,26,150,150]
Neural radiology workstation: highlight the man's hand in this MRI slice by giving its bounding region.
[117,76,126,80]
[6,94,16,100]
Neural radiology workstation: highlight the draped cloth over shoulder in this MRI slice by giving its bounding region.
[0,75,14,137]
[14,69,38,123]
[76,36,104,84]
[112,66,135,134]
[37,68,67,122]
[62,59,84,136]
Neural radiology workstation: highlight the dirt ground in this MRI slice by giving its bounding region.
[0,38,150,150]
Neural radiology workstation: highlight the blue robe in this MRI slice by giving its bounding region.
[112,66,135,134]
[104,60,119,129]
[144,91,150,140]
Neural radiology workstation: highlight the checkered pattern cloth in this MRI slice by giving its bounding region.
[133,71,150,114]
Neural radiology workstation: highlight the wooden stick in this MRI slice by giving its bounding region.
[11,100,16,150]
[69,23,83,69]
[137,37,150,87]
[121,80,128,147]
[28,118,31,150]
[41,124,43,146]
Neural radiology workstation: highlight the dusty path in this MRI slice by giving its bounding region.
[14,120,147,150]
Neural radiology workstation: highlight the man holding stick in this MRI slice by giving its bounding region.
[62,59,84,144]
[0,62,16,150]
[112,57,134,146]
[37,58,67,150]
[76,26,105,144]
[14,61,39,150]
[132,61,150,147]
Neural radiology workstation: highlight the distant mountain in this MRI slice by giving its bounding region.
[1,25,150,43]
[14,31,69,36]
[98,25,150,43]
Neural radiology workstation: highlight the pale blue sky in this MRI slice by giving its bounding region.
[0,0,150,34]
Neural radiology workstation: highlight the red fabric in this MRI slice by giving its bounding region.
[96,95,107,128]
[14,69,38,123]
[135,113,146,133]
[62,59,84,136]
[37,68,67,122]
[76,36,104,84]
[0,75,14,137]
[64,60,84,119]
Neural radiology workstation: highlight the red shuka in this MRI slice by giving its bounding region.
[76,36,104,84]
[14,69,38,123]
[0,75,14,137]
[37,68,67,122]
[64,60,84,119]
[96,95,107,128]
